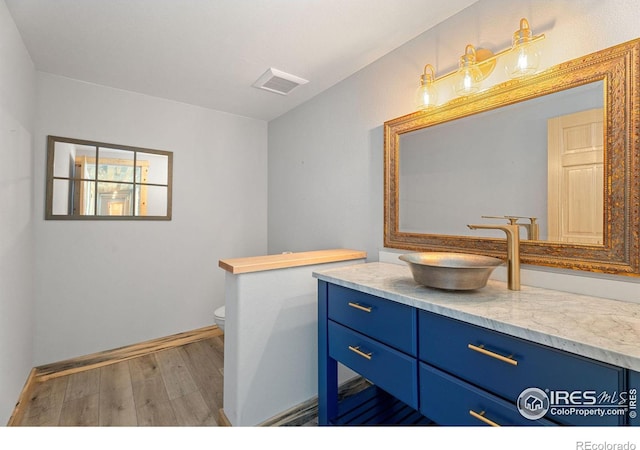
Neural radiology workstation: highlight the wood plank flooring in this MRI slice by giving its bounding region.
[15,336,225,426]
[12,328,371,427]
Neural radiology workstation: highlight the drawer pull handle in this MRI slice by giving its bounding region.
[348,302,372,313]
[468,344,518,366]
[469,410,501,427]
[348,345,372,360]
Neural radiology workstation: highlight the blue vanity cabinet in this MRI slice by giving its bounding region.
[318,280,630,426]
[318,281,421,425]
[418,311,625,426]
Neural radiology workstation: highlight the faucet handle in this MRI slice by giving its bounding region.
[481,215,519,225]
[509,215,538,224]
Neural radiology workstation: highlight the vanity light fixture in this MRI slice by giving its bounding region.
[414,17,545,109]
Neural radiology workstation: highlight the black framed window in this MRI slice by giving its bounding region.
[45,136,173,220]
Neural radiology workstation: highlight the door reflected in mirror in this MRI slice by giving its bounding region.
[46,136,172,220]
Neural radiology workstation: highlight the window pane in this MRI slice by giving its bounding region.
[140,185,168,216]
[96,182,134,216]
[51,179,71,215]
[53,142,96,178]
[78,180,96,215]
[97,148,135,182]
[72,145,98,181]
[52,179,96,215]
[137,152,168,185]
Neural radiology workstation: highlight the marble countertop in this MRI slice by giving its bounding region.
[313,262,640,372]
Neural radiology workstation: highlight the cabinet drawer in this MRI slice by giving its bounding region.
[328,321,418,409]
[419,311,624,425]
[420,363,554,426]
[328,284,416,355]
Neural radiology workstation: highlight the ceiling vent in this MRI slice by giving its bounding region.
[252,68,309,95]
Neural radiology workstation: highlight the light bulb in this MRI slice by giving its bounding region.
[415,83,438,110]
[505,42,541,77]
[504,18,542,78]
[415,64,438,110]
[454,45,483,95]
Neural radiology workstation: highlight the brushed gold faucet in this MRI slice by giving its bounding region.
[467,221,521,290]
[481,215,539,240]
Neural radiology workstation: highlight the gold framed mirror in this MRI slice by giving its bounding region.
[384,38,639,276]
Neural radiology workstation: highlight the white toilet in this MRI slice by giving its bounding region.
[214,306,225,332]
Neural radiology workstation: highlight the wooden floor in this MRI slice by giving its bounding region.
[14,335,225,426]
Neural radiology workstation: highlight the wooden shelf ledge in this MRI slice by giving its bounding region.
[218,248,366,274]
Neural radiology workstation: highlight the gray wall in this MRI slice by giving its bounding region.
[267,0,640,296]
[33,73,268,365]
[0,0,36,425]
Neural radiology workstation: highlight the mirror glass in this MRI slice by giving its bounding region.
[46,136,173,220]
[398,81,603,243]
[384,38,640,276]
